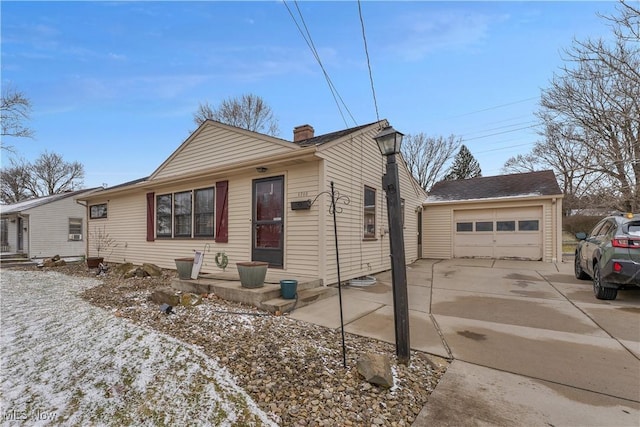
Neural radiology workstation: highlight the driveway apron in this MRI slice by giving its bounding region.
[290,258,640,426]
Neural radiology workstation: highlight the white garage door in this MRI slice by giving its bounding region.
[453,206,542,260]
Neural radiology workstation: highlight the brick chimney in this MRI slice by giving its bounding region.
[293,124,314,142]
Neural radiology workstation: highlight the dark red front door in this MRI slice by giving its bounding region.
[252,176,284,268]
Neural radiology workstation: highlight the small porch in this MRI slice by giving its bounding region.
[171,269,337,313]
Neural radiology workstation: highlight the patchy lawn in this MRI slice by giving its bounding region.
[0,269,276,426]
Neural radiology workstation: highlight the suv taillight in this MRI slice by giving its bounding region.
[612,238,640,248]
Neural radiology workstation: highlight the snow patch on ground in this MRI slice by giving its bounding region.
[0,269,277,426]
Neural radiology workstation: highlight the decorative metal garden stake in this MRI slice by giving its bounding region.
[374,125,411,365]
[331,181,348,369]
[309,182,350,368]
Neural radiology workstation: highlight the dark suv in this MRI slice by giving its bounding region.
[574,213,640,300]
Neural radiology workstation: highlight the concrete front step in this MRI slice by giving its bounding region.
[171,276,334,313]
[1,261,38,268]
[261,286,338,313]
[0,254,36,268]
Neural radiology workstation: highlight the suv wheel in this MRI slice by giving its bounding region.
[574,252,589,280]
[593,262,617,300]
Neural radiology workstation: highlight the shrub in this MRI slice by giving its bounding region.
[563,215,603,235]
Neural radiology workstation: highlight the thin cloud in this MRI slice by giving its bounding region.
[388,11,510,61]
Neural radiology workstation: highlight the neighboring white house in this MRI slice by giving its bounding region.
[0,189,100,259]
[422,170,564,262]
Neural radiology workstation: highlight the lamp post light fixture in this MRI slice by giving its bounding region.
[373,125,411,365]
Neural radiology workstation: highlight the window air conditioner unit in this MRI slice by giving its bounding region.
[69,234,82,241]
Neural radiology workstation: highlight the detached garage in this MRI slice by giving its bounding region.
[422,170,563,262]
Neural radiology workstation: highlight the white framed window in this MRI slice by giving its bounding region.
[364,186,376,239]
[90,203,107,219]
[68,218,83,241]
[156,187,215,238]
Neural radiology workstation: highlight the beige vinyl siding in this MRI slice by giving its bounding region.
[23,197,87,258]
[87,162,323,276]
[284,162,320,278]
[320,130,385,285]
[422,205,453,259]
[319,128,425,284]
[153,124,296,180]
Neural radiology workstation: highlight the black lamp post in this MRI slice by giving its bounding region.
[373,125,410,365]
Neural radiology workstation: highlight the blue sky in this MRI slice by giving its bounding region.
[1,1,619,189]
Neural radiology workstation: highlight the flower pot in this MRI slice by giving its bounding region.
[236,261,268,288]
[280,280,298,299]
[87,257,104,269]
[175,258,195,279]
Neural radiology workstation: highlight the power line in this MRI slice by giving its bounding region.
[357,0,380,124]
[459,120,538,138]
[474,141,536,154]
[441,96,539,120]
[461,123,542,142]
[282,0,357,128]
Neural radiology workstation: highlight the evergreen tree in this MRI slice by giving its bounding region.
[444,145,482,180]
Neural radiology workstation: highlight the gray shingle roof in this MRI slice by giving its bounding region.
[293,122,378,147]
[427,170,562,202]
[1,188,101,215]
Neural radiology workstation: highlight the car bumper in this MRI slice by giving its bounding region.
[601,259,640,287]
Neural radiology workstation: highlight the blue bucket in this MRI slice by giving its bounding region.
[280,280,298,299]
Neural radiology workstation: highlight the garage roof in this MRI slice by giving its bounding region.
[427,170,562,202]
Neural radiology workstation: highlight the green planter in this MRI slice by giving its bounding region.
[280,280,298,299]
[175,258,195,279]
[236,261,268,288]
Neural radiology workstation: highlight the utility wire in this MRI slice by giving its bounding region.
[474,141,536,154]
[443,96,539,119]
[358,0,380,124]
[461,124,541,142]
[459,120,538,138]
[283,0,357,128]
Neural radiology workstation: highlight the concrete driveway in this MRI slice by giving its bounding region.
[290,258,640,426]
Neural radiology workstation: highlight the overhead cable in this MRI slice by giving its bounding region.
[283,0,357,128]
[357,0,380,124]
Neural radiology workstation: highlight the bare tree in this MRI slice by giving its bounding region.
[539,1,639,211]
[0,158,31,203]
[1,85,34,151]
[400,133,460,191]
[27,151,85,196]
[193,94,280,137]
[503,121,604,213]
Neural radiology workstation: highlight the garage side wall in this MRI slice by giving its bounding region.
[422,205,453,259]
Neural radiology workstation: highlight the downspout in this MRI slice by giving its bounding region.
[551,198,557,263]
[76,200,89,259]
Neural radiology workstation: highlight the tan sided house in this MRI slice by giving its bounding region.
[422,170,563,262]
[79,119,427,285]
